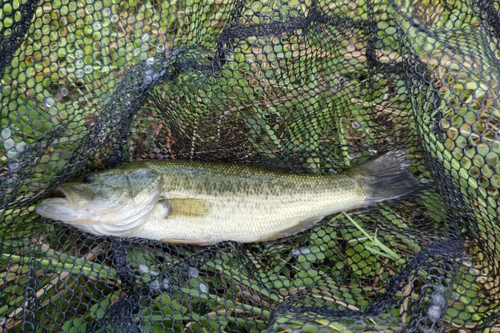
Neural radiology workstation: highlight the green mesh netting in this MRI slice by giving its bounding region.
[1,0,500,332]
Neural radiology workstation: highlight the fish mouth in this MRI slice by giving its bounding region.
[52,188,68,199]
[35,185,90,223]
[51,184,95,209]
[51,187,73,206]
[35,196,76,222]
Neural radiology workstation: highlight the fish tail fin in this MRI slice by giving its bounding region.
[353,149,420,204]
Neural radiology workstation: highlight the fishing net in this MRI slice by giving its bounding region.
[1,0,499,331]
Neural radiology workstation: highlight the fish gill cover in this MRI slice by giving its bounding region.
[0,0,499,332]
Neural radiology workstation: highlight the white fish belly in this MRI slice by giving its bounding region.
[133,187,365,244]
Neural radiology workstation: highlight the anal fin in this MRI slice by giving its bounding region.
[258,216,324,242]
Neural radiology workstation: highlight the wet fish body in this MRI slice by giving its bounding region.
[36,150,418,245]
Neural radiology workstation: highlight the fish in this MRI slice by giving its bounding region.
[35,150,419,245]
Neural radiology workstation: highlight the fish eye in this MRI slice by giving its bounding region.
[82,173,97,184]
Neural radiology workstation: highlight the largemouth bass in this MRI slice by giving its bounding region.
[36,150,418,245]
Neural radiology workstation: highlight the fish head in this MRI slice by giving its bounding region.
[36,165,163,237]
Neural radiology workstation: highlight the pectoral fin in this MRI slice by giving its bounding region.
[164,198,212,217]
